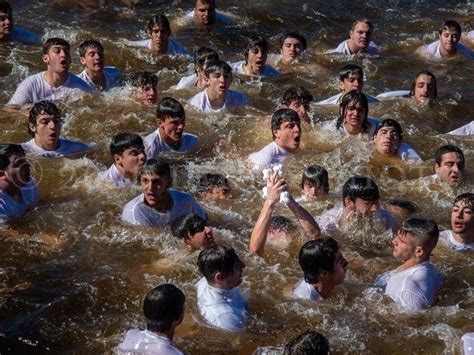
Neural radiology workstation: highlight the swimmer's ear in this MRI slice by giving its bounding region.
[414,245,424,258]
[42,53,50,65]
[113,154,122,164]
[79,56,86,66]
[338,80,345,92]
[28,122,37,134]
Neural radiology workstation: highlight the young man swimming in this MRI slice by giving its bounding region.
[327,18,379,55]
[0,1,40,45]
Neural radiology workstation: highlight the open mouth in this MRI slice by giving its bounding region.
[294,136,301,143]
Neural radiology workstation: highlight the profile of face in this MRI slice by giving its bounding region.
[194,0,216,26]
[281,37,304,64]
[439,28,460,55]
[451,200,473,235]
[339,74,364,94]
[342,101,366,134]
[435,152,464,187]
[2,154,31,189]
[221,258,245,290]
[186,225,215,251]
[80,47,105,73]
[158,116,185,146]
[273,120,301,152]
[42,45,71,73]
[30,112,62,151]
[413,74,435,104]
[140,172,171,207]
[246,47,268,74]
[0,11,13,37]
[349,22,372,52]
[114,146,146,181]
[285,100,310,123]
[135,85,157,107]
[146,24,170,52]
[392,230,417,261]
[344,197,379,216]
[374,126,401,156]
[205,71,232,98]
[323,251,348,286]
[302,180,326,199]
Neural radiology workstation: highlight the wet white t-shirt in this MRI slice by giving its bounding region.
[174,73,198,90]
[229,60,279,77]
[187,89,248,113]
[322,117,380,137]
[77,67,121,91]
[326,39,379,55]
[315,92,380,106]
[447,121,473,136]
[8,72,92,106]
[247,141,290,172]
[196,277,247,332]
[293,279,324,302]
[397,143,421,162]
[143,130,198,158]
[116,329,182,355]
[376,90,411,100]
[374,261,443,311]
[100,164,135,188]
[124,38,190,56]
[439,229,474,251]
[21,138,91,158]
[122,189,206,227]
[418,40,474,60]
[10,27,41,45]
[0,179,39,223]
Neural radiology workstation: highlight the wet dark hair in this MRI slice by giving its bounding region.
[269,215,293,233]
[143,283,185,332]
[434,145,464,167]
[171,213,206,240]
[339,64,364,82]
[400,217,439,250]
[337,90,369,133]
[140,158,171,178]
[78,39,104,57]
[131,71,158,89]
[299,238,339,284]
[110,132,144,156]
[42,38,70,55]
[385,198,417,215]
[146,14,171,33]
[198,173,229,194]
[342,175,380,205]
[194,0,215,5]
[194,47,220,72]
[410,70,437,98]
[284,330,331,355]
[203,59,232,77]
[0,144,25,170]
[27,101,62,137]
[453,193,474,210]
[0,2,12,16]
[280,31,307,51]
[156,97,185,120]
[244,35,268,63]
[351,18,374,33]
[271,108,300,140]
[439,20,461,35]
[197,244,241,282]
[282,86,313,107]
[374,118,403,141]
[301,165,329,193]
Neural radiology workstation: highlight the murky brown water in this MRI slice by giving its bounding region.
[0,0,473,354]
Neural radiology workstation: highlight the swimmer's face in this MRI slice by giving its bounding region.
[439,28,460,54]
[146,24,170,52]
[342,101,366,133]
[135,85,157,107]
[345,197,379,216]
[349,22,372,51]
[339,74,364,94]
[2,154,31,189]
[42,45,71,74]
[392,230,417,261]
[327,251,348,286]
[186,225,215,251]
[413,74,435,104]
[435,152,464,187]
[281,37,304,64]
[140,172,171,207]
[246,46,267,74]
[194,0,216,26]
[285,100,310,124]
[203,185,232,200]
[158,116,185,145]
[205,70,232,97]
[0,11,13,37]
[273,120,301,152]
[451,200,473,235]
[114,146,146,181]
[302,180,326,199]
[80,47,105,72]
[374,126,401,156]
[222,258,245,290]
[30,112,62,151]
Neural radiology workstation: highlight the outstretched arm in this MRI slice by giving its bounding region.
[287,195,321,240]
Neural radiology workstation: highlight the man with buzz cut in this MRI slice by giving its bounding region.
[375,218,443,311]
[438,193,474,251]
[327,18,379,55]
[0,1,40,45]
[4,37,91,111]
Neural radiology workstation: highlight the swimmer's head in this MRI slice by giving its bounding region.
[78,39,104,57]
[271,109,301,151]
[451,193,474,236]
[279,31,307,64]
[349,19,374,52]
[0,144,30,189]
[410,70,437,104]
[439,20,461,36]
[342,175,380,215]
[203,59,232,78]
[140,158,171,178]
[203,60,233,96]
[384,198,417,222]
[281,86,313,123]
[27,101,62,137]
[0,2,12,17]
[131,71,158,107]
[194,47,219,74]
[171,213,215,251]
[337,90,369,133]
[193,0,216,26]
[284,330,331,355]
[198,173,232,200]
[0,1,13,34]
[268,215,294,239]
[110,133,146,181]
[243,35,269,65]
[434,144,465,187]
[392,218,439,261]
[79,39,105,73]
[301,165,329,199]
[143,284,186,333]
[339,64,364,93]
[42,37,70,55]
[146,14,171,34]
[373,118,403,156]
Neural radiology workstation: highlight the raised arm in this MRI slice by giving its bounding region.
[287,196,321,240]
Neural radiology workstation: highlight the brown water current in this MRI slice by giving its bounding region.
[0,0,473,353]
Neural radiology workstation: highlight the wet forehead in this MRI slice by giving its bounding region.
[416,75,433,85]
[441,152,463,164]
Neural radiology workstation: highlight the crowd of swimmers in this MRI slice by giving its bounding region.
[1,1,473,353]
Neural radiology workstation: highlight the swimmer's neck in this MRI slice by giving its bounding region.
[206,89,226,109]
[344,121,369,135]
[439,43,457,57]
[159,129,182,150]
[34,136,60,151]
[148,191,172,212]
[115,163,138,184]
[243,63,263,76]
[396,255,429,272]
[453,230,474,245]
[86,68,106,89]
[313,280,336,299]
[347,40,365,55]
[195,74,206,88]
[151,42,168,55]
[43,69,69,88]
[151,328,175,342]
